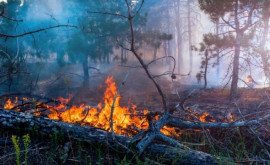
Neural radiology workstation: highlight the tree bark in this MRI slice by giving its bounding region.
[216,19,220,80]
[230,0,255,100]
[204,50,208,89]
[188,0,193,76]
[230,32,242,100]
[174,1,183,74]
[153,47,157,62]
[121,47,124,64]
[82,56,89,88]
[230,1,241,100]
[0,109,217,165]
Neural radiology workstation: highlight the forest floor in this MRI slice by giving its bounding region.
[1,86,269,164]
[0,65,270,164]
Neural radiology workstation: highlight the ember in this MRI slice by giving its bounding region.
[199,112,216,123]
[246,75,256,88]
[4,97,18,110]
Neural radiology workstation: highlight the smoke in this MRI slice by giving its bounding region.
[19,0,23,6]
[1,0,267,96]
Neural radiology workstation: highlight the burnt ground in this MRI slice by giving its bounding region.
[177,88,270,122]
[0,64,270,164]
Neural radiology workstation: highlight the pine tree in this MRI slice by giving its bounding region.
[199,0,260,100]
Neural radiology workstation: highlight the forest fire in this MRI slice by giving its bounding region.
[1,0,270,163]
[47,77,151,136]
[4,97,18,110]
[3,77,217,137]
[199,112,216,123]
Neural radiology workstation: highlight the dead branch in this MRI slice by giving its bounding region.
[0,25,77,39]
[86,0,270,157]
[110,73,129,140]
[167,114,270,129]
[87,11,128,19]
[0,5,23,22]
[234,102,270,159]
[0,109,217,165]
[86,0,270,159]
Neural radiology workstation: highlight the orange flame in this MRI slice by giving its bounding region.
[4,97,18,110]
[226,112,234,122]
[47,77,149,136]
[3,77,218,137]
[199,113,216,123]
[246,75,255,88]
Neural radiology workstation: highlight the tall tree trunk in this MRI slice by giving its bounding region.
[216,19,220,81]
[230,0,241,100]
[82,56,89,88]
[230,32,242,100]
[166,2,172,70]
[153,47,157,62]
[168,41,171,63]
[188,0,193,76]
[204,50,208,89]
[229,0,255,100]
[121,47,124,64]
[175,1,183,74]
[107,54,110,64]
[163,42,167,65]
[125,48,128,61]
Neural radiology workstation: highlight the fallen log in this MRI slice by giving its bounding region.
[0,109,217,165]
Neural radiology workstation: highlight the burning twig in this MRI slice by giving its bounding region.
[167,114,270,129]
[78,107,91,124]
[87,0,228,156]
[110,73,130,140]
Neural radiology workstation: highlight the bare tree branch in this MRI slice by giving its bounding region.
[0,25,77,38]
[110,72,129,140]
[0,5,23,22]
[132,0,145,18]
[87,11,128,19]
[167,114,270,129]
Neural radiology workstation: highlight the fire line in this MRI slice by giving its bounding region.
[3,77,219,137]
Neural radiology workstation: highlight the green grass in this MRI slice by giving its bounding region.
[3,124,269,165]
[11,135,20,165]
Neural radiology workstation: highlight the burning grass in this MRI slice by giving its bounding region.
[2,77,218,137]
[1,77,270,164]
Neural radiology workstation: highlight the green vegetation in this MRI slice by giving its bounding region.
[11,135,20,165]
[23,134,31,165]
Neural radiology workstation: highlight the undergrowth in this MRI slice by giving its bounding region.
[1,124,269,165]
